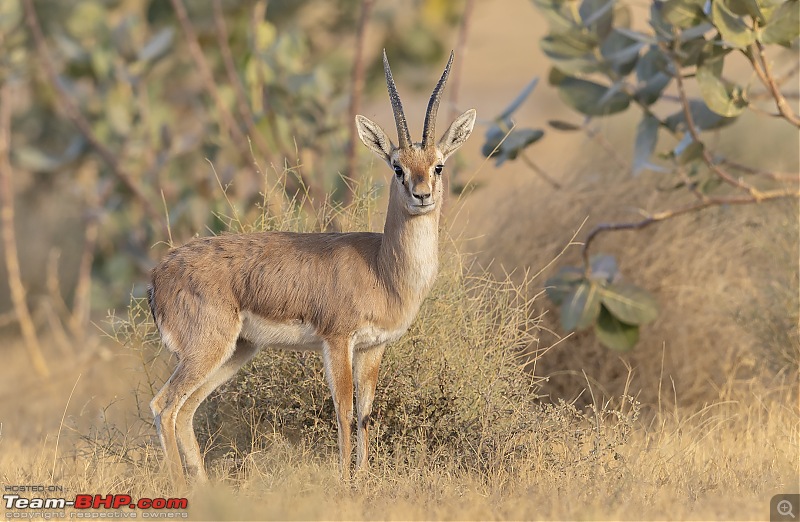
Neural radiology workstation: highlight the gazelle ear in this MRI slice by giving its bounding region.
[356,115,394,163]
[437,108,476,161]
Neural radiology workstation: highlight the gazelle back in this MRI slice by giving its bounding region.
[148,50,476,485]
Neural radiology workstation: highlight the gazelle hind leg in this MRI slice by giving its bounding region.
[151,366,184,485]
[174,339,259,482]
[151,323,241,486]
[354,344,385,472]
[322,337,355,480]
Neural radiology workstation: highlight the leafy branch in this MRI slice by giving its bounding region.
[496,0,800,350]
[21,0,168,238]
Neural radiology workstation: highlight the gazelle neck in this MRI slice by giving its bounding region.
[378,182,441,301]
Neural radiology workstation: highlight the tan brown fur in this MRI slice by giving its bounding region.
[148,51,476,486]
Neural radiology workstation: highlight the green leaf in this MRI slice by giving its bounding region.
[556,75,631,116]
[728,0,765,20]
[696,45,748,116]
[561,281,602,331]
[12,136,84,173]
[601,29,644,75]
[660,0,707,28]
[533,0,583,32]
[600,282,659,325]
[580,0,615,38]
[711,0,757,48]
[665,99,738,131]
[541,33,601,75]
[633,113,660,175]
[595,306,640,351]
[635,47,672,105]
[759,0,800,45]
[673,132,705,163]
[137,28,175,64]
[590,254,619,282]
[615,28,657,43]
[541,32,598,58]
[497,77,540,121]
[548,119,582,131]
[483,128,545,165]
[676,36,709,66]
[545,267,585,305]
[548,66,568,86]
[67,1,107,40]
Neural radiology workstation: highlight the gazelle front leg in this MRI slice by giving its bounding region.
[354,344,385,473]
[322,337,355,480]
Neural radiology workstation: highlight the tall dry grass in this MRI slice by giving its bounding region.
[461,118,800,413]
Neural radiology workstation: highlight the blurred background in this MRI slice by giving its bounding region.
[0,0,797,467]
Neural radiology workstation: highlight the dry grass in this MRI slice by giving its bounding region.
[1,160,798,520]
[459,121,800,412]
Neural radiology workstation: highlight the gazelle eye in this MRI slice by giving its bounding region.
[434,165,443,175]
[393,165,403,178]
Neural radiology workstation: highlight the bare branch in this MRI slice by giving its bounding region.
[520,151,561,189]
[169,0,249,148]
[211,0,276,169]
[21,0,168,238]
[0,81,50,378]
[720,159,800,183]
[586,125,631,171]
[749,42,800,128]
[581,188,800,269]
[441,0,476,197]
[665,47,767,199]
[178,0,327,223]
[70,199,99,342]
[343,0,375,206]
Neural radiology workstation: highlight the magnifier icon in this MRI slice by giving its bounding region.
[778,499,796,518]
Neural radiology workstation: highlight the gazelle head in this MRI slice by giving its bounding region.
[356,50,477,216]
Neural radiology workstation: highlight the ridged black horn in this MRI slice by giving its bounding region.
[421,51,454,148]
[383,50,412,149]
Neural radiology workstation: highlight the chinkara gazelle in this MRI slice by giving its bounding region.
[148,50,477,485]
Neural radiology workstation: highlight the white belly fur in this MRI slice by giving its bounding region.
[239,311,409,352]
[239,311,323,351]
[351,323,409,350]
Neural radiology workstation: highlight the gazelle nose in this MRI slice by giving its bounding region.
[413,192,431,202]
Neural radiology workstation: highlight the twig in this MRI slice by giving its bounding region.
[749,42,800,128]
[51,373,81,481]
[182,0,326,221]
[211,0,276,170]
[443,0,476,196]
[581,187,800,268]
[343,0,375,206]
[720,159,800,183]
[0,81,50,378]
[520,151,561,189]
[584,124,630,171]
[21,0,167,239]
[665,47,765,199]
[71,204,99,342]
[169,0,249,149]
